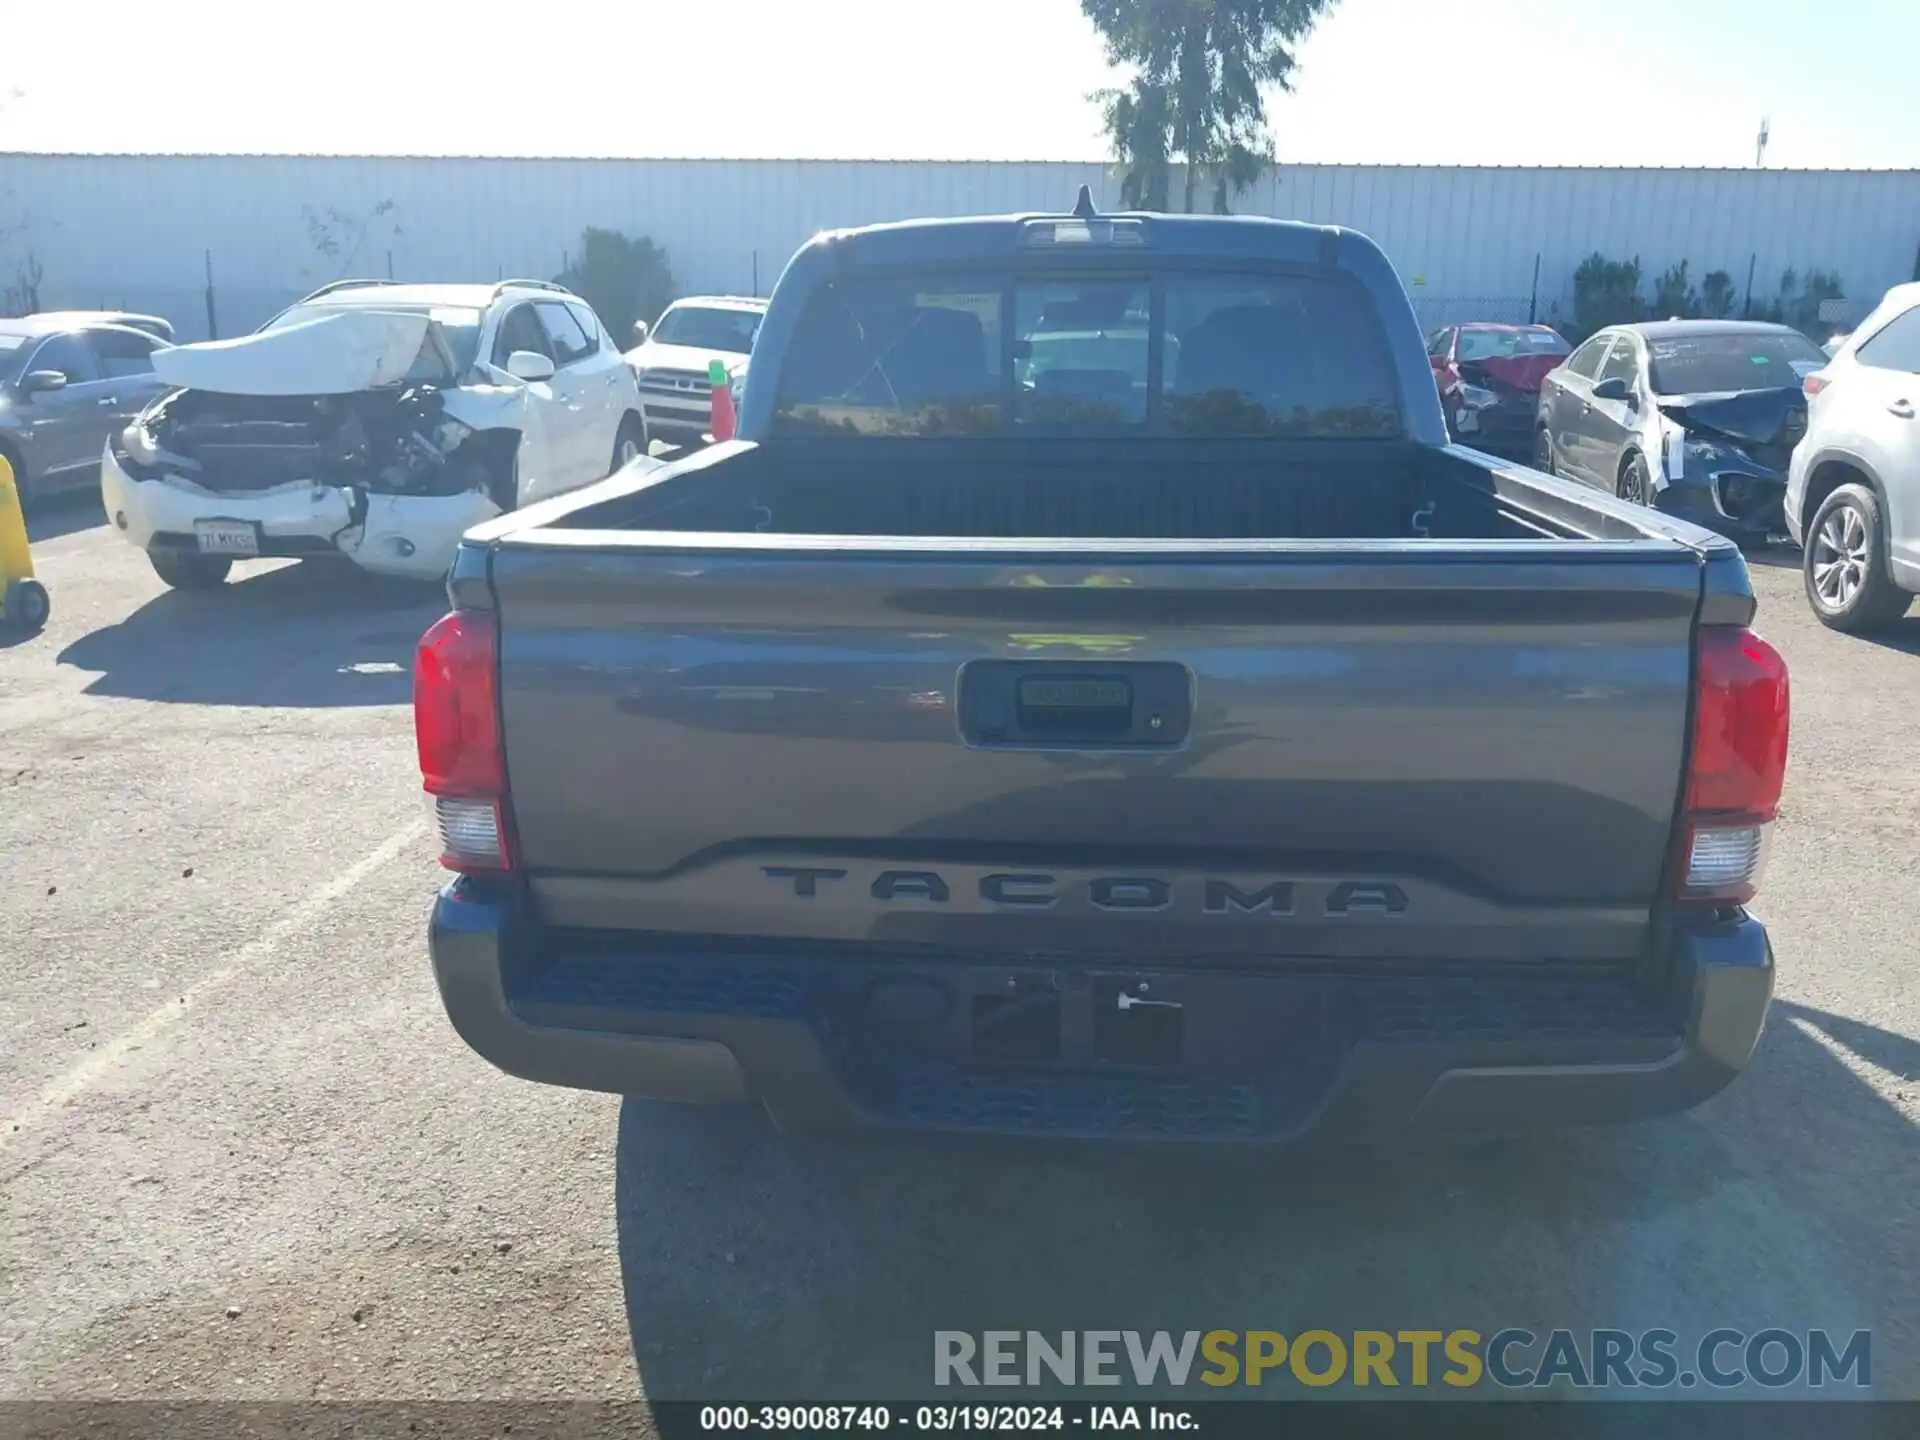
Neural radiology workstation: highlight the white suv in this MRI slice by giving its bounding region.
[102,279,647,588]
[1786,281,1920,632]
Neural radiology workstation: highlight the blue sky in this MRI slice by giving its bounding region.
[2,0,1915,168]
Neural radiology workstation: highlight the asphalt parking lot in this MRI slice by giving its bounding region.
[2,495,1916,1405]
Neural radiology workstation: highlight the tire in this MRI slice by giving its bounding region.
[611,415,646,475]
[1803,482,1912,633]
[148,550,233,591]
[3,577,50,634]
[1533,426,1555,476]
[1616,452,1651,506]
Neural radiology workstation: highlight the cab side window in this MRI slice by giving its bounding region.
[1597,336,1641,387]
[1855,305,1920,374]
[92,328,162,379]
[565,301,606,353]
[535,301,595,368]
[28,333,102,385]
[491,304,551,369]
[1564,335,1610,380]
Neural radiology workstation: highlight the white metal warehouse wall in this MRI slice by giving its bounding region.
[4,153,1916,341]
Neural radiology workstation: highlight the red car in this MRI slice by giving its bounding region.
[1426,323,1572,459]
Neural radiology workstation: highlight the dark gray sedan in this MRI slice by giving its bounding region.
[0,317,173,505]
[1534,320,1826,539]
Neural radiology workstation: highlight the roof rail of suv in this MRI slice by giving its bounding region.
[291,278,400,305]
[493,279,575,298]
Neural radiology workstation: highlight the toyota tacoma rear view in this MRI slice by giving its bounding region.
[417,196,1788,1142]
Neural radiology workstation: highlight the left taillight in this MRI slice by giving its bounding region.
[1674,626,1790,906]
[414,609,512,873]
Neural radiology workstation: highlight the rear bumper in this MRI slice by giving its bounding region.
[429,882,1773,1142]
[1447,397,1537,457]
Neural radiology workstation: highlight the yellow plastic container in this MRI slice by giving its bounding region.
[0,452,51,634]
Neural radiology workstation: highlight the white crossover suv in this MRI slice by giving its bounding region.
[1787,281,1920,632]
[101,279,648,588]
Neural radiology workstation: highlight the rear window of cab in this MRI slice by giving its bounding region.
[770,271,1403,439]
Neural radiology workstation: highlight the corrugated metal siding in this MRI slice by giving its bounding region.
[4,154,1915,340]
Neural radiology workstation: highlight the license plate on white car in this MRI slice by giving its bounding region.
[193,520,260,556]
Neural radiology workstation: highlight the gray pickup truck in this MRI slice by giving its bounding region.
[417,196,1789,1143]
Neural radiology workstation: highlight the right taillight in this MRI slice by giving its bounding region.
[1675,626,1789,906]
[415,609,513,874]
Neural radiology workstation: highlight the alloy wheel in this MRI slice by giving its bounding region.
[1810,501,1871,611]
[1619,458,1648,505]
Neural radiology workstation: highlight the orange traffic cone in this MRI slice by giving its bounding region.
[707,359,737,444]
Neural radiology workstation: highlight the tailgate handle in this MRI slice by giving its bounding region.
[960,662,1190,748]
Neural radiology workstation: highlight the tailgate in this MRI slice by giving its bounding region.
[489,537,1703,964]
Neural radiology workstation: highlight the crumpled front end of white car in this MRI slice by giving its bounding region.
[103,384,514,583]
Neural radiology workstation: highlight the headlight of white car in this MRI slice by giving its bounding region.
[122,417,161,466]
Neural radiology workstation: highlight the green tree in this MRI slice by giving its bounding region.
[1699,269,1737,319]
[554,227,677,348]
[1571,252,1644,339]
[1084,0,1337,213]
[1653,260,1697,318]
[1751,268,1844,332]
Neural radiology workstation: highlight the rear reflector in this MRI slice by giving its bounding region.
[1683,823,1769,899]
[415,610,513,873]
[1676,626,1789,905]
[434,796,509,872]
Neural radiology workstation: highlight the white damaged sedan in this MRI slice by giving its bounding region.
[102,280,647,588]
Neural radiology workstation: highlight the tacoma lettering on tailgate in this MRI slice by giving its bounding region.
[761,867,1410,917]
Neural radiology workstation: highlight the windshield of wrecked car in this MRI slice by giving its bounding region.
[772,270,1402,439]
[261,304,484,381]
[1648,331,1827,395]
[651,306,761,353]
[1457,328,1571,360]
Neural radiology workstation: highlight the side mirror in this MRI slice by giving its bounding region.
[21,370,68,395]
[1591,376,1632,403]
[631,320,650,345]
[505,350,556,383]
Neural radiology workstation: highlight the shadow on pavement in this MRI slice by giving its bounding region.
[1741,544,1920,654]
[57,558,444,707]
[25,490,109,544]
[1846,615,1920,657]
[1742,545,1801,571]
[615,998,1915,1401]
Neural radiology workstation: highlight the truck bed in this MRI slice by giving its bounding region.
[556,436,1641,542]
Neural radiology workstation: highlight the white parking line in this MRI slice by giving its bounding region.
[0,818,429,1155]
